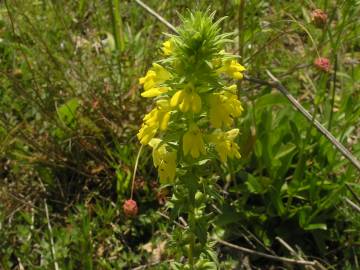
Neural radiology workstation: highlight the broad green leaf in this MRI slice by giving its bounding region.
[254,92,288,111]
[57,98,80,128]
[304,223,327,231]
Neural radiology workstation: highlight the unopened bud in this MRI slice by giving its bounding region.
[312,9,327,28]
[123,199,138,217]
[314,57,331,72]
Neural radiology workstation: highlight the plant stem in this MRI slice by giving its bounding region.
[328,52,337,131]
[109,0,125,52]
[188,231,195,269]
[109,0,124,76]
[238,0,246,57]
[188,194,196,269]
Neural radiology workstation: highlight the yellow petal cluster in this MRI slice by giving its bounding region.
[137,100,171,145]
[208,129,241,163]
[170,90,202,113]
[149,139,177,183]
[183,124,206,158]
[218,60,246,80]
[162,39,173,56]
[139,63,172,98]
[208,87,243,128]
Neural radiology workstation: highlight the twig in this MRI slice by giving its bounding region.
[275,237,326,270]
[345,197,360,213]
[276,237,297,256]
[215,238,317,267]
[240,224,276,255]
[157,211,187,229]
[345,183,360,206]
[134,0,178,34]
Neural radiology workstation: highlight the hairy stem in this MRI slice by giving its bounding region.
[188,192,196,268]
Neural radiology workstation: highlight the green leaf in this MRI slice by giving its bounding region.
[246,174,271,194]
[274,143,296,160]
[304,223,327,231]
[254,92,288,111]
[57,98,80,128]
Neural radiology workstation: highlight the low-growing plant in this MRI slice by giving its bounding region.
[137,11,247,268]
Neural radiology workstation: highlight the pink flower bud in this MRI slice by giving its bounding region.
[123,199,138,217]
[311,9,328,28]
[314,57,331,72]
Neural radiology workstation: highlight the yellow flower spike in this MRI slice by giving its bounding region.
[159,111,171,130]
[149,139,177,183]
[139,64,172,98]
[141,86,169,98]
[137,99,172,144]
[218,59,246,80]
[139,70,156,90]
[156,98,171,109]
[162,39,173,56]
[137,123,158,145]
[171,90,202,113]
[151,63,172,82]
[224,92,244,117]
[208,129,241,163]
[183,124,206,158]
[225,84,238,93]
[156,99,171,131]
[143,108,157,122]
[170,90,185,107]
[208,94,232,128]
[226,128,239,140]
[191,93,202,113]
[208,90,243,128]
[179,91,191,112]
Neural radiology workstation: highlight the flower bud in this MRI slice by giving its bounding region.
[314,57,331,72]
[311,9,327,28]
[12,68,23,78]
[123,199,138,217]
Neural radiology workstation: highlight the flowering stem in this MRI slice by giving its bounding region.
[131,145,143,199]
[188,192,196,269]
[238,0,246,57]
[328,56,337,131]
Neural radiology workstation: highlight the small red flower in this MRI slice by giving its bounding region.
[123,199,138,217]
[314,57,331,72]
[311,9,328,28]
[92,99,99,109]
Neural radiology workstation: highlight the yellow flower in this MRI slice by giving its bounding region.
[137,123,158,145]
[217,59,246,80]
[139,63,172,98]
[208,94,232,128]
[137,99,171,145]
[149,139,177,183]
[162,39,173,56]
[183,124,206,158]
[208,129,241,163]
[208,88,243,128]
[170,90,202,113]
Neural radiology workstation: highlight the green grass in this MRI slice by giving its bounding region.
[0,0,359,269]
